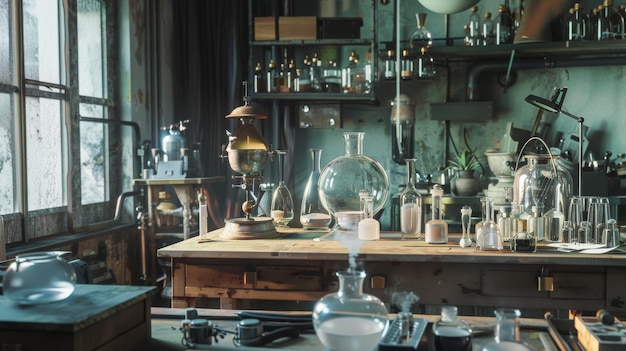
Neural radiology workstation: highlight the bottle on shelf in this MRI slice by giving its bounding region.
[253,61,265,93]
[400,158,422,239]
[358,192,380,240]
[513,0,524,35]
[286,59,297,92]
[311,52,323,92]
[342,51,358,93]
[299,54,312,92]
[408,13,432,49]
[416,47,435,79]
[566,2,590,40]
[596,0,625,40]
[278,62,288,93]
[468,5,481,46]
[400,49,414,80]
[266,58,279,93]
[495,4,514,45]
[482,12,495,46]
[322,59,341,93]
[362,49,373,94]
[384,50,397,81]
[425,184,448,244]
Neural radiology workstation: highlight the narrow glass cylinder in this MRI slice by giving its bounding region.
[425,185,448,243]
[300,149,331,230]
[400,158,422,239]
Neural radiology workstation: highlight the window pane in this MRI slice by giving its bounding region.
[22,0,63,85]
[26,96,65,210]
[78,0,105,98]
[0,0,12,84]
[0,93,16,214]
[80,104,107,205]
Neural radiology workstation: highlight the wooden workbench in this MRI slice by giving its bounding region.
[157,228,626,316]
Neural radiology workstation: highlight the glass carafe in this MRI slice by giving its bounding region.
[319,132,389,231]
[409,13,432,49]
[400,158,422,239]
[270,150,294,227]
[1,252,76,305]
[425,184,448,244]
[312,270,389,351]
[300,149,332,230]
[432,306,472,351]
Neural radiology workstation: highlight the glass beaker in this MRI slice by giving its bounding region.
[358,194,380,241]
[270,150,294,227]
[318,132,389,230]
[400,158,422,239]
[312,270,389,351]
[602,219,620,247]
[562,220,576,243]
[432,306,472,351]
[425,184,448,244]
[300,149,332,230]
[408,13,432,49]
[588,197,610,243]
[578,220,592,243]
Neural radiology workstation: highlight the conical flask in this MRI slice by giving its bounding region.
[300,149,332,230]
[270,150,294,227]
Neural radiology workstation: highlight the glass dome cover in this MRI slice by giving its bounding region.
[318,132,389,217]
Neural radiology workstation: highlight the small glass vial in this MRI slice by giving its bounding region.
[495,4,514,45]
[299,55,312,92]
[416,47,435,79]
[562,220,576,243]
[460,206,473,248]
[468,5,481,46]
[400,49,413,80]
[253,61,266,93]
[266,59,279,93]
[475,197,487,239]
[497,205,513,242]
[358,194,380,240]
[482,12,495,46]
[578,220,592,243]
[433,306,472,351]
[286,59,297,92]
[425,184,448,244]
[384,50,397,80]
[400,158,422,239]
[341,51,357,93]
[602,218,620,247]
[528,205,544,241]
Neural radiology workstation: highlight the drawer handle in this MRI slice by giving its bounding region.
[244,271,257,285]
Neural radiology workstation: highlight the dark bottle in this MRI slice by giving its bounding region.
[432,306,472,351]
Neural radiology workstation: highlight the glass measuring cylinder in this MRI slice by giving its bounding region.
[425,185,448,244]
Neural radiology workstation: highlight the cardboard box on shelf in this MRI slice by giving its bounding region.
[278,16,317,40]
[254,17,276,41]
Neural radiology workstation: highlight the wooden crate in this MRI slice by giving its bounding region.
[254,17,276,41]
[0,285,156,351]
[278,16,317,40]
[575,315,626,351]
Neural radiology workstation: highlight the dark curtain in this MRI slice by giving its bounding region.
[171,0,249,226]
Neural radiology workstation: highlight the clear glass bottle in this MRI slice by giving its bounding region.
[408,13,432,49]
[432,306,472,351]
[358,194,380,240]
[482,12,495,46]
[300,149,332,230]
[476,197,503,250]
[400,49,413,80]
[286,59,297,92]
[460,205,473,248]
[495,4,514,45]
[312,270,389,351]
[425,184,448,244]
[468,5,481,46]
[416,47,435,79]
[266,58,279,93]
[567,2,590,40]
[253,61,265,93]
[310,52,322,92]
[543,199,565,242]
[322,59,341,93]
[602,218,620,247]
[384,50,396,80]
[318,132,390,230]
[342,51,357,93]
[528,205,544,240]
[497,204,513,242]
[598,0,624,40]
[578,220,592,243]
[362,49,373,94]
[475,197,487,240]
[400,158,422,239]
[299,54,312,92]
[270,150,294,227]
[482,309,532,351]
[562,220,575,243]
[513,0,524,35]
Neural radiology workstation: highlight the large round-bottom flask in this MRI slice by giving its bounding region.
[312,270,389,351]
[318,132,389,230]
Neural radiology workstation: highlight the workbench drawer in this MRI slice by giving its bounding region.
[185,264,323,291]
[481,270,605,299]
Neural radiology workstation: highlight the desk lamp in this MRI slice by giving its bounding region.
[525,94,584,196]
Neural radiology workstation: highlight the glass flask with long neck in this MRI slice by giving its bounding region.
[425,184,448,244]
[270,150,294,227]
[482,309,532,351]
[300,149,332,230]
[409,13,432,49]
[476,197,503,250]
[400,158,422,239]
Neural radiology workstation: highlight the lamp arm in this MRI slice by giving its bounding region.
[559,110,584,124]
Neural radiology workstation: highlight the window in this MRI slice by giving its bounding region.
[0,0,122,243]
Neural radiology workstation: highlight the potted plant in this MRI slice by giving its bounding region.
[448,149,481,196]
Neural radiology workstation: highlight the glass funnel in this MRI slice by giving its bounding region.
[270,150,294,227]
[312,270,389,351]
[318,132,389,230]
[300,149,332,230]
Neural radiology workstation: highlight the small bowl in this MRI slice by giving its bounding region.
[418,0,479,14]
